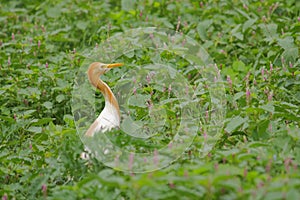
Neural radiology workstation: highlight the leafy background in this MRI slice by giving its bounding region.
[0,0,299,199]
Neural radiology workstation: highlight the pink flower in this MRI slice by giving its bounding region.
[227,75,232,87]
[246,88,251,102]
[205,110,209,122]
[45,62,48,68]
[2,194,8,200]
[199,2,204,8]
[268,91,273,101]
[12,33,15,40]
[38,40,41,49]
[41,184,47,196]
[133,87,136,95]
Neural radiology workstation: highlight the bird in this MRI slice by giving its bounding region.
[85,62,123,137]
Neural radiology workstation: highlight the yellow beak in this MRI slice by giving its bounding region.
[106,63,124,68]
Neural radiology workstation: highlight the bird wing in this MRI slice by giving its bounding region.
[85,102,120,137]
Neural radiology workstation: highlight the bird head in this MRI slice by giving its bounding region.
[88,62,124,75]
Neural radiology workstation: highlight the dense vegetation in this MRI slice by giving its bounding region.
[0,0,299,199]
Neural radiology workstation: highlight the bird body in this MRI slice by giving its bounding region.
[85,62,123,137]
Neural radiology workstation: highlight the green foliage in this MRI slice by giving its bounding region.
[0,0,299,199]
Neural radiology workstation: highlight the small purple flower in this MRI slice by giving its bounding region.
[147,100,153,110]
[289,62,293,68]
[227,75,232,88]
[2,194,8,200]
[12,33,15,40]
[268,91,273,101]
[284,158,292,173]
[246,88,251,102]
[203,130,207,140]
[139,10,143,17]
[133,87,136,95]
[199,2,204,8]
[41,184,47,195]
[38,40,41,49]
[149,33,154,40]
[146,74,151,84]
[45,62,49,68]
[205,110,209,122]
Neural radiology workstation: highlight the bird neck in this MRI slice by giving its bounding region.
[88,71,120,117]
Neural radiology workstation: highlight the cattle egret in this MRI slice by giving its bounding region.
[85,62,123,137]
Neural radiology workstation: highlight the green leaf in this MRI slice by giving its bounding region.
[197,20,213,40]
[28,126,42,133]
[243,18,257,32]
[259,103,275,114]
[31,118,53,126]
[46,7,61,18]
[225,116,247,133]
[121,0,136,11]
[56,94,65,103]
[232,60,246,72]
[43,101,53,110]
[277,36,295,50]
[76,21,88,30]
[128,94,150,108]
